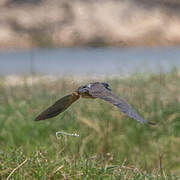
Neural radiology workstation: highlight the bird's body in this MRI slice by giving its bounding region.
[35,82,154,125]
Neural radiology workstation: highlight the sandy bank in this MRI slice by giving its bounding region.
[1,0,180,48]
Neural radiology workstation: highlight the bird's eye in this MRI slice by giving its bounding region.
[82,85,87,89]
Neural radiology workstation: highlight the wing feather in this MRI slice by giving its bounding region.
[35,93,79,121]
[88,84,147,124]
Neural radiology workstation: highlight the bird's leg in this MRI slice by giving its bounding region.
[72,91,80,97]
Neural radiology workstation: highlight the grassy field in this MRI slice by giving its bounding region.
[0,70,179,179]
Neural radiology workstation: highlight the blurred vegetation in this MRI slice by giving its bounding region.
[0,70,179,179]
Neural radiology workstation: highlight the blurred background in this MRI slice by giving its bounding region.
[0,0,180,77]
[0,0,180,179]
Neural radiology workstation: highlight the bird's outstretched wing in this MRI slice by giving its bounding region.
[35,93,80,121]
[88,83,148,124]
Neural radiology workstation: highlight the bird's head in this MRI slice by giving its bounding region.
[77,82,111,93]
[77,84,90,93]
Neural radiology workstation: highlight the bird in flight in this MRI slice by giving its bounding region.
[35,82,154,124]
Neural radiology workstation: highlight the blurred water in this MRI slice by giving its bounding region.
[0,47,180,77]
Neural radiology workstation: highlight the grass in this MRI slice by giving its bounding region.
[0,70,179,179]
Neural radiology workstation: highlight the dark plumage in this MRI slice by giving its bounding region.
[35,82,154,125]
